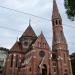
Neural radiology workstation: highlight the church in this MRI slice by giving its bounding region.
[2,0,73,75]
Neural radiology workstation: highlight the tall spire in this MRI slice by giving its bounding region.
[51,1,73,75]
[52,0,61,19]
[52,0,67,50]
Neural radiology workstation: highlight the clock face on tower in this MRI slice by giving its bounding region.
[39,50,45,57]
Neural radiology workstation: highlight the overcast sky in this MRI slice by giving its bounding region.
[0,0,75,54]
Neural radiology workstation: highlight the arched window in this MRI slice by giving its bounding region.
[65,69,68,72]
[11,54,13,67]
[43,43,46,48]
[42,64,47,75]
[54,68,56,72]
[53,63,56,66]
[16,55,18,67]
[64,69,68,75]
[29,67,31,72]
[56,20,58,25]
[64,53,66,63]
[52,53,57,60]
[38,42,41,47]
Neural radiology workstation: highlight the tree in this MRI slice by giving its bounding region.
[64,0,75,21]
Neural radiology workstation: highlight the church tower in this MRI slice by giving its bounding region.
[52,0,73,75]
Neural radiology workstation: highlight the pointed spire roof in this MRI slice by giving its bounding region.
[22,22,37,37]
[10,41,23,52]
[52,0,61,19]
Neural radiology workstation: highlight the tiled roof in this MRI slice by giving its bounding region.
[22,25,37,37]
[10,41,24,53]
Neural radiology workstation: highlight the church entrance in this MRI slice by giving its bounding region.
[64,73,68,75]
[64,69,68,75]
[42,64,47,75]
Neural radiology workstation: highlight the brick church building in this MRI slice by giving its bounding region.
[2,0,73,75]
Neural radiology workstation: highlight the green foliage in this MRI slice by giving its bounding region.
[64,0,75,21]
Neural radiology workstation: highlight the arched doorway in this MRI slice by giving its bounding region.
[64,73,68,75]
[42,64,47,75]
[64,69,68,75]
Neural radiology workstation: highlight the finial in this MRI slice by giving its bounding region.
[41,30,43,34]
[16,37,19,42]
[41,30,43,35]
[29,19,31,26]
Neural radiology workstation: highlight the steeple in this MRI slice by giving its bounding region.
[52,0,61,19]
[52,0,67,50]
[51,1,73,75]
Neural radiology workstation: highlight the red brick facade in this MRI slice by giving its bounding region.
[2,0,73,75]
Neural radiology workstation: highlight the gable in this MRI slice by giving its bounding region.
[34,32,51,50]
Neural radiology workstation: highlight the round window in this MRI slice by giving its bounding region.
[24,41,28,46]
[39,50,45,57]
